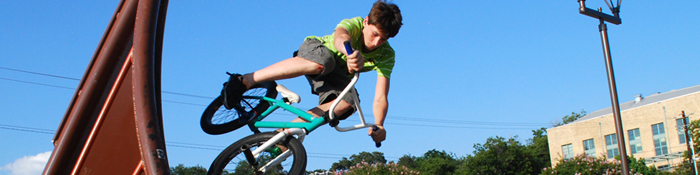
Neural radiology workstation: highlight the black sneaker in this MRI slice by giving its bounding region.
[221,72,247,110]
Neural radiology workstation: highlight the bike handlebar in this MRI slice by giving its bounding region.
[327,41,381,148]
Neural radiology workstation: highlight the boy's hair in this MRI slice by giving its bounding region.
[367,0,402,38]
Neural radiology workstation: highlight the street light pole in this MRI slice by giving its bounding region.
[577,1,629,174]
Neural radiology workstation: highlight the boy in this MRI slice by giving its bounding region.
[223,0,402,144]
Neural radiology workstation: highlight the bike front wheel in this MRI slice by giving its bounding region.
[201,81,277,135]
[208,132,307,175]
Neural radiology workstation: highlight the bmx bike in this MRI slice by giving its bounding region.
[201,42,379,175]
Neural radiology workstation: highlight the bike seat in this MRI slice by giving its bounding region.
[276,84,300,104]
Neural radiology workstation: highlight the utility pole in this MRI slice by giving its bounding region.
[576,0,628,174]
[681,111,698,175]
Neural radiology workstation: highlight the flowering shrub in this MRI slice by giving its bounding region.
[334,162,420,175]
[540,154,671,175]
[541,154,622,175]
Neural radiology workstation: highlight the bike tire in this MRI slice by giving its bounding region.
[207,132,307,175]
[201,81,278,135]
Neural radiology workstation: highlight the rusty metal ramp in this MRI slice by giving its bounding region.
[43,0,171,174]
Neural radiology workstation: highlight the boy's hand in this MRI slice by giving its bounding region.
[369,125,386,143]
[347,51,364,73]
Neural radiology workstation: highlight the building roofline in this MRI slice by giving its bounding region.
[564,84,700,125]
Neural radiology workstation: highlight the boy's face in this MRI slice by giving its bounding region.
[362,17,389,51]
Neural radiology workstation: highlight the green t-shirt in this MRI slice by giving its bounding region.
[306,17,396,79]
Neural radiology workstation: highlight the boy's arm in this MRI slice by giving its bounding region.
[334,27,364,73]
[369,76,390,142]
[334,27,352,55]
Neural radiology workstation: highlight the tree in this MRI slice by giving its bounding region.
[330,151,386,171]
[414,149,458,175]
[230,160,254,175]
[330,157,352,172]
[461,136,536,175]
[396,150,459,175]
[397,154,417,169]
[554,110,587,127]
[672,158,696,175]
[526,127,551,172]
[170,164,207,175]
[674,118,700,173]
[394,129,551,175]
[627,156,669,175]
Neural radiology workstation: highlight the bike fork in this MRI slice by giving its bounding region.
[251,128,307,173]
[242,145,263,175]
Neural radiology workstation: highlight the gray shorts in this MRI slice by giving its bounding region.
[296,38,359,119]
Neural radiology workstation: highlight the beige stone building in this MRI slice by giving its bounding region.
[547,85,700,170]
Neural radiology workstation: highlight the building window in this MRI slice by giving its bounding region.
[628,128,643,154]
[652,123,669,156]
[605,134,619,158]
[583,139,596,156]
[562,144,574,159]
[677,118,690,144]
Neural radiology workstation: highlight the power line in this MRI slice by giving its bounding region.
[162,91,212,99]
[0,66,214,99]
[162,100,207,107]
[0,66,80,81]
[0,66,552,128]
[0,124,55,134]
[390,116,548,126]
[0,77,75,90]
[0,74,547,128]
[168,141,226,149]
[380,122,538,130]
[0,123,400,159]
[167,144,222,151]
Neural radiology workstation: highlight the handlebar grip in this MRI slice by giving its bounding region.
[371,125,382,148]
[343,41,354,55]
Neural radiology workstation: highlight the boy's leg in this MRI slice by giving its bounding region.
[291,99,354,122]
[242,38,334,88]
[240,57,324,88]
[223,38,332,108]
[223,57,322,109]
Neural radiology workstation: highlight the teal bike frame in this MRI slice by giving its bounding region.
[241,42,376,173]
[248,77,370,132]
[245,95,327,132]
[242,73,376,173]
[245,73,373,134]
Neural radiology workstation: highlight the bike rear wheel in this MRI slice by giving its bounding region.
[207,132,307,175]
[201,81,277,135]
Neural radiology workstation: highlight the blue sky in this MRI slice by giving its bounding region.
[1,0,699,174]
